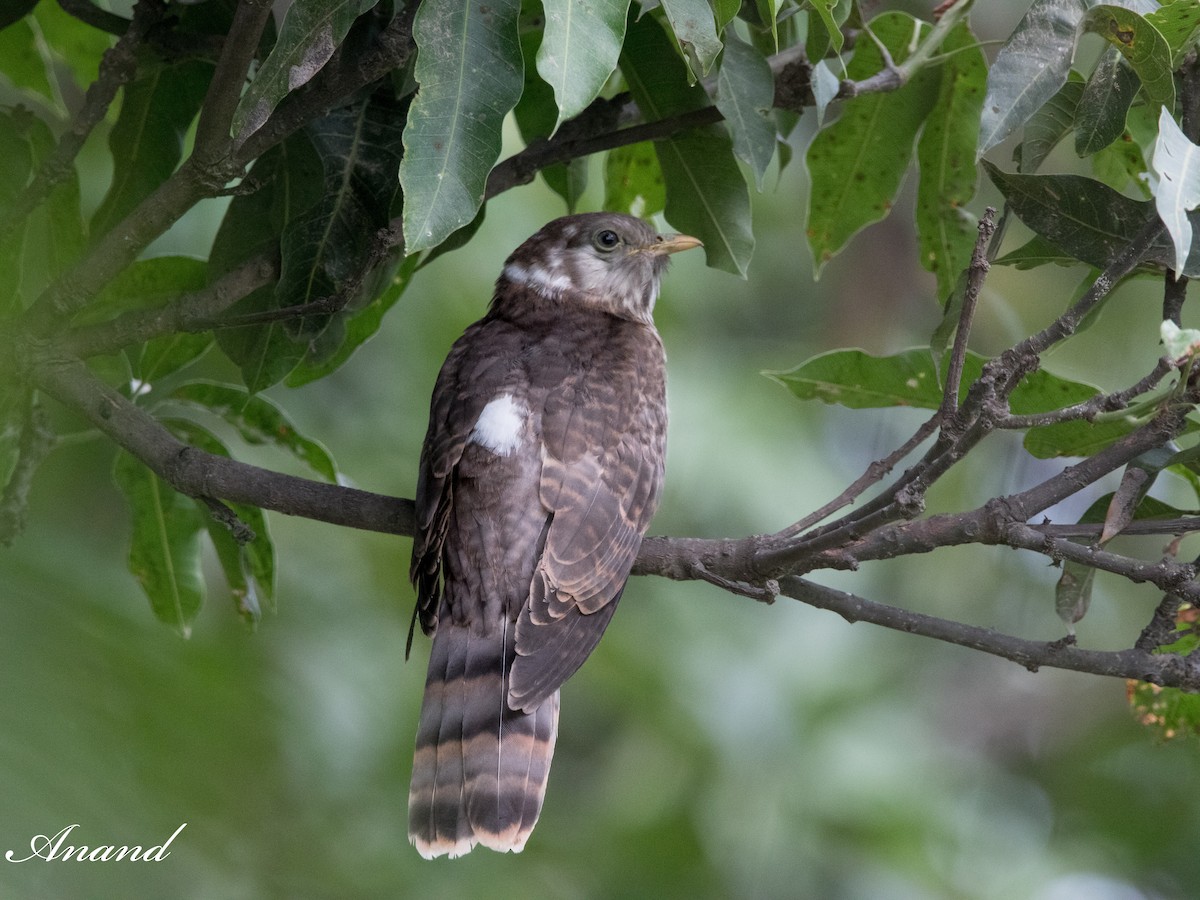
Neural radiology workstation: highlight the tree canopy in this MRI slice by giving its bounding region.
[3,0,1200,895]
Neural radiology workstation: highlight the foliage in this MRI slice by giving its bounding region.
[6,0,1200,888]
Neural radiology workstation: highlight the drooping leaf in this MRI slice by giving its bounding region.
[659,0,722,76]
[170,381,338,482]
[806,0,849,56]
[212,136,324,391]
[399,0,523,252]
[514,21,588,210]
[536,0,629,130]
[0,18,58,106]
[603,142,665,217]
[273,89,405,339]
[286,251,421,386]
[1017,75,1083,174]
[714,30,776,190]
[1091,127,1151,196]
[1074,47,1139,157]
[983,162,1171,272]
[811,59,841,128]
[164,418,276,623]
[1150,107,1200,276]
[1054,561,1095,633]
[978,0,1086,157]
[620,14,753,276]
[233,0,381,141]
[112,451,206,636]
[916,20,985,304]
[712,0,740,33]
[806,11,940,271]
[1080,4,1175,111]
[91,59,213,238]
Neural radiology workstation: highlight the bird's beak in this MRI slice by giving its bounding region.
[647,233,703,256]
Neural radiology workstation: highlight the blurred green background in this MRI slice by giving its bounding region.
[4,39,1200,900]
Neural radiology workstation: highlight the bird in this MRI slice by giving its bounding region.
[406,212,701,859]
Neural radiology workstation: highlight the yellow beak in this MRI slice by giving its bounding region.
[647,233,703,256]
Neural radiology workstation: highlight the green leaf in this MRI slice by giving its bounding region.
[620,14,753,276]
[0,111,86,309]
[1017,75,1083,174]
[806,11,940,272]
[212,136,325,391]
[1147,0,1200,68]
[806,0,848,55]
[399,0,523,252]
[233,0,381,141]
[286,251,420,385]
[603,142,665,217]
[31,0,110,90]
[659,0,722,77]
[1074,47,1139,156]
[994,233,1083,269]
[1081,5,1175,111]
[714,31,776,191]
[916,20,985,304]
[983,161,1167,272]
[768,348,1103,418]
[0,19,58,106]
[165,418,276,623]
[1150,107,1200,276]
[978,0,1085,157]
[1090,127,1151,196]
[536,0,629,130]
[514,22,587,210]
[712,0,740,33]
[274,89,405,339]
[84,256,213,384]
[92,60,214,239]
[169,381,338,482]
[112,451,206,636]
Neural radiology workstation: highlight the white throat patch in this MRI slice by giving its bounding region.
[503,261,573,298]
[470,394,526,456]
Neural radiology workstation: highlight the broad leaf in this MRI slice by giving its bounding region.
[715,31,776,190]
[233,0,380,141]
[1017,76,1083,173]
[916,20,985,304]
[1075,47,1139,156]
[994,233,1082,269]
[978,0,1085,157]
[983,162,1179,272]
[0,19,58,106]
[1081,5,1175,110]
[399,0,523,252]
[806,12,939,271]
[170,381,339,482]
[92,60,213,238]
[212,137,324,391]
[1147,0,1200,67]
[806,0,849,56]
[514,22,588,210]
[536,0,629,131]
[659,0,723,76]
[1151,107,1200,275]
[165,418,276,623]
[603,142,665,217]
[620,14,753,276]
[112,451,206,636]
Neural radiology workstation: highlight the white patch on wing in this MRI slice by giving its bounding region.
[470,394,526,456]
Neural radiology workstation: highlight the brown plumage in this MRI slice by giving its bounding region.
[407,213,701,859]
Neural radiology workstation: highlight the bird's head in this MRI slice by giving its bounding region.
[497,213,702,323]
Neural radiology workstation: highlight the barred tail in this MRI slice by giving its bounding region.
[408,622,560,859]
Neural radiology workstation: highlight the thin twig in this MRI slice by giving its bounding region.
[940,209,996,416]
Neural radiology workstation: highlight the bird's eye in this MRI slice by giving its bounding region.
[593,229,620,252]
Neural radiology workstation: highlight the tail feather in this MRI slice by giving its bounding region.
[409,623,559,859]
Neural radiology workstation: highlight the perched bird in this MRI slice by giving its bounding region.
[407,212,701,859]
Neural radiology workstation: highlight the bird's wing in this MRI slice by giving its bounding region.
[508,342,666,712]
[410,317,520,636]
